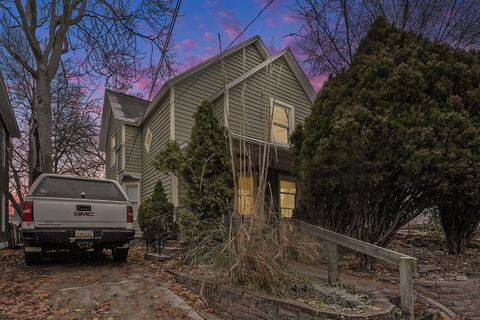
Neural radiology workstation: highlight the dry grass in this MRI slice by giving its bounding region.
[186,215,321,298]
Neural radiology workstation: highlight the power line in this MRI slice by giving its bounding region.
[167,0,274,111]
[124,0,274,165]
[148,0,182,101]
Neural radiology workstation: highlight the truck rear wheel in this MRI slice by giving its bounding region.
[25,252,42,265]
[112,248,128,262]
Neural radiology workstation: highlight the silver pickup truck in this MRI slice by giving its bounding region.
[21,174,135,265]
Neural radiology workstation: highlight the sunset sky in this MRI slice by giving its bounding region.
[145,0,327,96]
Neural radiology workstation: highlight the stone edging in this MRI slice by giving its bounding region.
[415,278,480,319]
[167,269,399,320]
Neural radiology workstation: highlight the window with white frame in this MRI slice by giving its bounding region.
[271,101,293,145]
[145,127,153,153]
[110,134,116,168]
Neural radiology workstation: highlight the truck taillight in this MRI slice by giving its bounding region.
[127,206,133,223]
[22,201,34,221]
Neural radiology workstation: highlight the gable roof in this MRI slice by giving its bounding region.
[0,72,20,137]
[106,89,148,125]
[142,35,270,122]
[99,36,315,151]
[99,90,148,151]
[210,48,315,103]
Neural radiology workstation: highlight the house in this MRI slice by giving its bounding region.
[99,36,315,226]
[0,72,21,249]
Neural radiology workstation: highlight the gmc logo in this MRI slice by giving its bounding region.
[74,211,95,216]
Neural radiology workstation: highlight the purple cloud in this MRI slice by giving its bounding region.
[222,19,243,41]
[181,39,197,48]
[282,14,296,23]
[218,9,234,17]
[266,17,276,28]
[204,32,215,41]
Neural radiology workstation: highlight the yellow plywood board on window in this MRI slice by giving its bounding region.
[271,125,288,144]
[281,208,293,218]
[273,105,289,125]
[280,193,295,209]
[237,176,254,215]
[280,180,296,194]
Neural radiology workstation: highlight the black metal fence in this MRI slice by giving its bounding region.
[145,206,185,254]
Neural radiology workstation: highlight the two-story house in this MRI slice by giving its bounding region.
[99,36,314,225]
[0,72,21,249]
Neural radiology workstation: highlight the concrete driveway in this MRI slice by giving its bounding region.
[0,247,204,320]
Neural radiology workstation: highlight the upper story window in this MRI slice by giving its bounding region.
[271,100,294,145]
[110,134,116,168]
[145,127,153,153]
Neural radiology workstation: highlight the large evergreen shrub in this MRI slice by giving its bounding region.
[154,100,234,223]
[294,17,480,251]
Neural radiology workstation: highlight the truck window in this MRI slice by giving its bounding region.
[33,177,126,201]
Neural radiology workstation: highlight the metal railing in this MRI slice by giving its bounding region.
[144,206,186,254]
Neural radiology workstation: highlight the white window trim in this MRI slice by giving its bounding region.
[270,97,295,146]
[144,127,153,154]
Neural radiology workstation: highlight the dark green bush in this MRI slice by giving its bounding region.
[138,180,174,233]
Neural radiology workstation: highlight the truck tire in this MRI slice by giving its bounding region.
[25,252,42,265]
[112,248,128,262]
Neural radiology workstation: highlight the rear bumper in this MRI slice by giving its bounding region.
[22,228,135,247]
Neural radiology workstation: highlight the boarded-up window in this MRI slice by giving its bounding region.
[145,127,153,153]
[271,104,290,145]
[279,179,296,218]
[110,134,116,168]
[237,176,254,215]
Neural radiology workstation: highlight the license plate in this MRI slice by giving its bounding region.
[75,230,94,239]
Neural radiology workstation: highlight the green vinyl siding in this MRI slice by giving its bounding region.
[105,110,122,180]
[228,56,312,140]
[123,124,142,175]
[175,44,265,145]
[141,97,171,202]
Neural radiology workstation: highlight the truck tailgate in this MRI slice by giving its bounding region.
[33,197,128,229]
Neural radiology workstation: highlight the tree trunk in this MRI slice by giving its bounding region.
[439,203,480,254]
[29,69,53,184]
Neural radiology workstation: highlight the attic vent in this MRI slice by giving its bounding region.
[145,127,153,153]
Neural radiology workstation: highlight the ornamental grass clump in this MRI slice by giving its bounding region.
[188,213,321,298]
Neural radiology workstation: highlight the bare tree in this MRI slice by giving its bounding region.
[0,1,175,183]
[1,47,105,214]
[292,0,480,75]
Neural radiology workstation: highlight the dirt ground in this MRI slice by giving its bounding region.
[338,228,480,282]
[0,246,208,320]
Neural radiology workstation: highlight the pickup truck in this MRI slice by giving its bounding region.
[21,174,135,265]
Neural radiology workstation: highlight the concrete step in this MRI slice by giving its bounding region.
[164,239,188,248]
[161,246,184,256]
[144,252,171,262]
